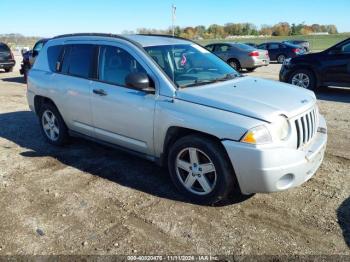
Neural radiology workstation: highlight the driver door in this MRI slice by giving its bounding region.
[90,44,156,155]
[322,40,350,85]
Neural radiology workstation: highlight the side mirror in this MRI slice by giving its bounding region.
[125,72,155,93]
[32,50,39,57]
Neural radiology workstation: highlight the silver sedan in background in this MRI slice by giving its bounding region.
[205,42,270,72]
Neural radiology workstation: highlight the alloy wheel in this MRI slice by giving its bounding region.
[175,147,217,195]
[291,73,310,88]
[41,110,60,141]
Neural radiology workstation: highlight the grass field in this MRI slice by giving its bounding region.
[198,33,350,51]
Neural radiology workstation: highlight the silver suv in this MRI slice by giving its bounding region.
[27,34,327,204]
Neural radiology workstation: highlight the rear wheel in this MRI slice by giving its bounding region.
[288,69,316,90]
[38,103,69,146]
[228,59,241,71]
[168,135,237,205]
[5,67,13,73]
[277,54,286,64]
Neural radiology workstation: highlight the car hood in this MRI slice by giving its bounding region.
[175,76,316,122]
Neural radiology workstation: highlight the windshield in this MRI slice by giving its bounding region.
[144,44,239,88]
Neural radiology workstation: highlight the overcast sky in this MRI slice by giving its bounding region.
[2,0,349,37]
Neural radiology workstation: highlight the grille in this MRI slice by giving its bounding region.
[295,107,319,149]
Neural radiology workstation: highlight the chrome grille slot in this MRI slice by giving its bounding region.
[295,107,319,149]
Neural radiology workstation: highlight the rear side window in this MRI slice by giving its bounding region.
[269,44,280,49]
[47,45,63,72]
[0,44,10,52]
[61,44,95,78]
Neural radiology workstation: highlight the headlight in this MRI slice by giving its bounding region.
[241,125,272,145]
[270,115,290,141]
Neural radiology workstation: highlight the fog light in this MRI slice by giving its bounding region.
[276,173,295,190]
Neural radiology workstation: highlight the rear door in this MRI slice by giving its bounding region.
[214,44,231,61]
[322,40,350,85]
[90,44,156,155]
[52,44,96,137]
[267,43,280,60]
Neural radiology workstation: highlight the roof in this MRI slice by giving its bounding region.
[52,33,191,47]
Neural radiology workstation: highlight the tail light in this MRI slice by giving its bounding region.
[266,51,269,57]
[292,48,300,54]
[249,51,259,57]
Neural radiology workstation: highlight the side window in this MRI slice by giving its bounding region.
[269,44,280,49]
[61,44,95,78]
[33,42,44,52]
[205,45,214,52]
[341,42,350,53]
[47,45,63,72]
[217,45,230,52]
[280,44,287,49]
[98,45,146,87]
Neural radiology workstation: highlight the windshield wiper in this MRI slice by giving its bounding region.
[178,73,240,88]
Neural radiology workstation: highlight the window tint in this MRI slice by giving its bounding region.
[98,46,146,86]
[217,45,231,52]
[61,45,95,78]
[269,43,280,49]
[341,42,350,53]
[234,43,255,51]
[205,45,215,52]
[34,42,44,52]
[47,45,63,72]
[0,44,10,52]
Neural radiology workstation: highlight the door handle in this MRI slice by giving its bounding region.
[93,89,107,96]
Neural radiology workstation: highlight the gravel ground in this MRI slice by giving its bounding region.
[0,57,349,256]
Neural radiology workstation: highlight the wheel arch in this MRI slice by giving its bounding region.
[160,126,229,167]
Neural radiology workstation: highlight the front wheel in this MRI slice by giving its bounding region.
[288,69,316,90]
[39,103,69,146]
[168,135,237,205]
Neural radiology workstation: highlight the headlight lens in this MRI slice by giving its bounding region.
[241,125,272,145]
[270,116,290,141]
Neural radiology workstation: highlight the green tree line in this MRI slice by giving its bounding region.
[137,22,338,39]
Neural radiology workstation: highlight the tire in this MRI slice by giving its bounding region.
[168,135,237,205]
[246,67,256,72]
[38,102,69,146]
[277,54,286,64]
[288,69,316,91]
[228,59,241,71]
[5,67,13,73]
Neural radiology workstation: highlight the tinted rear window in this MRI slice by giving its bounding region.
[0,44,10,52]
[47,45,63,72]
[61,44,95,78]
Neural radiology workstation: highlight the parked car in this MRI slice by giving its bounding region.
[0,42,15,72]
[27,33,327,204]
[283,40,310,52]
[280,38,350,90]
[20,38,49,81]
[205,42,269,72]
[257,42,305,63]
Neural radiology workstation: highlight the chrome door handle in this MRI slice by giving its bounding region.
[93,89,107,96]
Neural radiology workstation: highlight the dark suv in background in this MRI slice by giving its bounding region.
[280,38,350,90]
[20,38,49,81]
[0,42,15,72]
[257,42,305,63]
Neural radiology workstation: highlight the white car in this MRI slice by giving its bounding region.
[27,34,327,204]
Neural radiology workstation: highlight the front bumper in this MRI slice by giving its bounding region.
[279,65,293,82]
[0,60,15,69]
[222,115,327,194]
